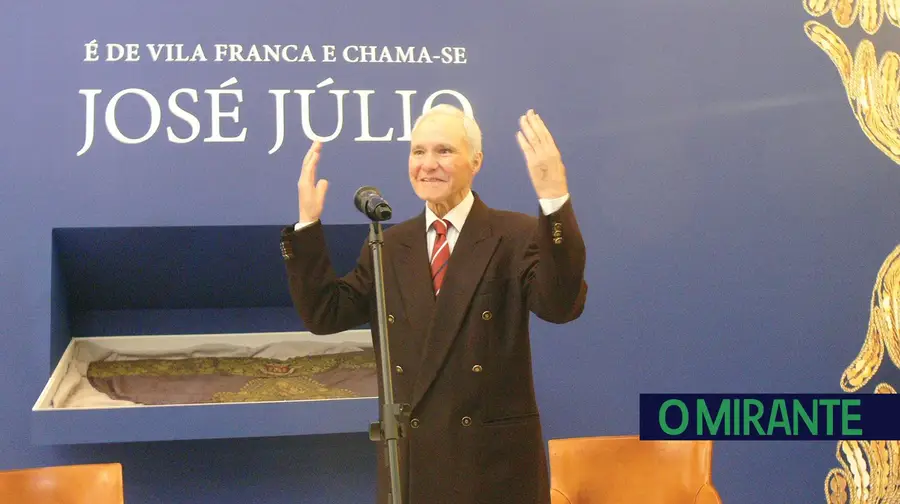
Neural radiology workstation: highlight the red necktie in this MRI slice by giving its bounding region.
[430,219,451,295]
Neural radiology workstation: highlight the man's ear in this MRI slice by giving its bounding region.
[472,152,484,174]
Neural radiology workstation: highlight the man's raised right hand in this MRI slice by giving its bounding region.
[297,141,329,223]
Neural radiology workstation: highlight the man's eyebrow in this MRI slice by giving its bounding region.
[410,143,455,150]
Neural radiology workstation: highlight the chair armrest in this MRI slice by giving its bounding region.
[694,483,722,504]
[551,488,572,504]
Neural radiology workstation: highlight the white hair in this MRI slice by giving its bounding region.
[412,104,482,157]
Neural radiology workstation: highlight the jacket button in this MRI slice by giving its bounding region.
[387,314,394,324]
[461,416,472,427]
[395,365,403,374]
[410,418,420,428]
[472,365,482,373]
[553,237,563,244]
[481,311,492,321]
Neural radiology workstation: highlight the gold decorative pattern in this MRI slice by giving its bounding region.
[804,0,900,33]
[841,245,900,393]
[803,4,900,501]
[87,351,376,379]
[823,386,899,504]
[86,351,376,403]
[821,244,900,504]
[804,2,900,165]
[819,248,900,504]
[210,376,360,403]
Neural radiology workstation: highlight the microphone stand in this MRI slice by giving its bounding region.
[366,219,409,504]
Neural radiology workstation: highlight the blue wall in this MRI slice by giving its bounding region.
[4,0,900,502]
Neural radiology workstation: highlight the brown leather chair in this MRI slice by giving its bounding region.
[548,435,722,504]
[0,462,124,504]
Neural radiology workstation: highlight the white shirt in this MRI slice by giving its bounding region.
[295,190,570,259]
[422,190,569,258]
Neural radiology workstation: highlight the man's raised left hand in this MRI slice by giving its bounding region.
[516,109,569,200]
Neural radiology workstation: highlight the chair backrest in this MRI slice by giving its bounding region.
[548,435,721,504]
[0,462,124,504]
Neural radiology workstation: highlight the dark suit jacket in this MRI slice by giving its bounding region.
[280,192,588,504]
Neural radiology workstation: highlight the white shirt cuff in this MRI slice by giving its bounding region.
[294,220,315,231]
[539,194,570,215]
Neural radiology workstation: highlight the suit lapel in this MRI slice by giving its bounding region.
[391,212,436,338]
[411,196,500,410]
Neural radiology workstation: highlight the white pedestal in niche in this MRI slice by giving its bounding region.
[31,330,379,445]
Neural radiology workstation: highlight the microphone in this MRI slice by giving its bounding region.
[354,186,393,221]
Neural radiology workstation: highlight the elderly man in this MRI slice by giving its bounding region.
[280,105,588,504]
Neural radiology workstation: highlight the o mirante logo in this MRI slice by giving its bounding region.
[639,394,898,440]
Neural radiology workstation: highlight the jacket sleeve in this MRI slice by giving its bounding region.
[280,221,372,334]
[518,198,588,323]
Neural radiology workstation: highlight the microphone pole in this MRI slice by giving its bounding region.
[354,186,407,504]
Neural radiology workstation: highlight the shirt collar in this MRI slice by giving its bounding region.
[425,190,474,232]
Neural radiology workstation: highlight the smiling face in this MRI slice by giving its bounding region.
[408,112,483,216]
